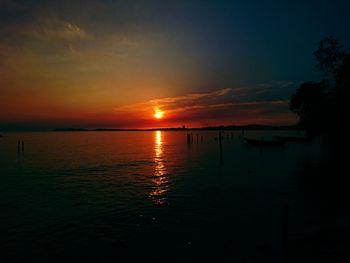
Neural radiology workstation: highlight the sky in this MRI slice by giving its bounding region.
[1,0,350,130]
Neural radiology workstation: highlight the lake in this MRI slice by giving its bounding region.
[0,131,322,262]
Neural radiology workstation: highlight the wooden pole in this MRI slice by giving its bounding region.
[281,204,289,262]
[219,131,223,165]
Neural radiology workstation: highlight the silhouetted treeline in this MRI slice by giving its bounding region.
[290,36,350,137]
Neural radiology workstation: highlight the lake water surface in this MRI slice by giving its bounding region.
[0,131,321,262]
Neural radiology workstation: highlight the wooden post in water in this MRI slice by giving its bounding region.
[21,141,24,152]
[219,131,223,165]
[281,204,289,263]
[196,134,199,144]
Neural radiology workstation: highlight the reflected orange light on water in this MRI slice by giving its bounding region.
[149,130,169,205]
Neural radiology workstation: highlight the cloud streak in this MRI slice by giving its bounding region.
[111,88,296,127]
[41,21,93,41]
[114,88,233,113]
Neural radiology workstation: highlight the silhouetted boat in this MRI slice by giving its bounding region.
[244,137,286,147]
[275,135,311,143]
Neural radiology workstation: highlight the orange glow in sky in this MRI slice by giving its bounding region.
[0,1,302,130]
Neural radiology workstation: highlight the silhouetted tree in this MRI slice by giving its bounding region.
[335,54,350,95]
[290,81,327,134]
[330,53,350,130]
[313,36,345,82]
[290,37,349,136]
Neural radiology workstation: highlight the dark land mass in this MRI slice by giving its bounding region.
[52,128,89,132]
[53,124,299,132]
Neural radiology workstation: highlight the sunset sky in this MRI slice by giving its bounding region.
[1,0,350,130]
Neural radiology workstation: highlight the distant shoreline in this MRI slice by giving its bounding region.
[52,125,299,132]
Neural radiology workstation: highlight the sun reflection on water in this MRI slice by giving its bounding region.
[149,130,169,205]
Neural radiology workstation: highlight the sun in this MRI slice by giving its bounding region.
[154,109,164,119]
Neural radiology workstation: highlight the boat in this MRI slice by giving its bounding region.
[275,135,311,143]
[244,137,286,147]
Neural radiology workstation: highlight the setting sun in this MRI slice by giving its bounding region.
[154,109,164,119]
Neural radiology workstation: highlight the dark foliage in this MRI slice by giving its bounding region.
[289,81,327,134]
[313,36,345,79]
[290,37,349,137]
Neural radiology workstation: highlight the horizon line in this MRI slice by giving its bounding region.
[1,123,299,132]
